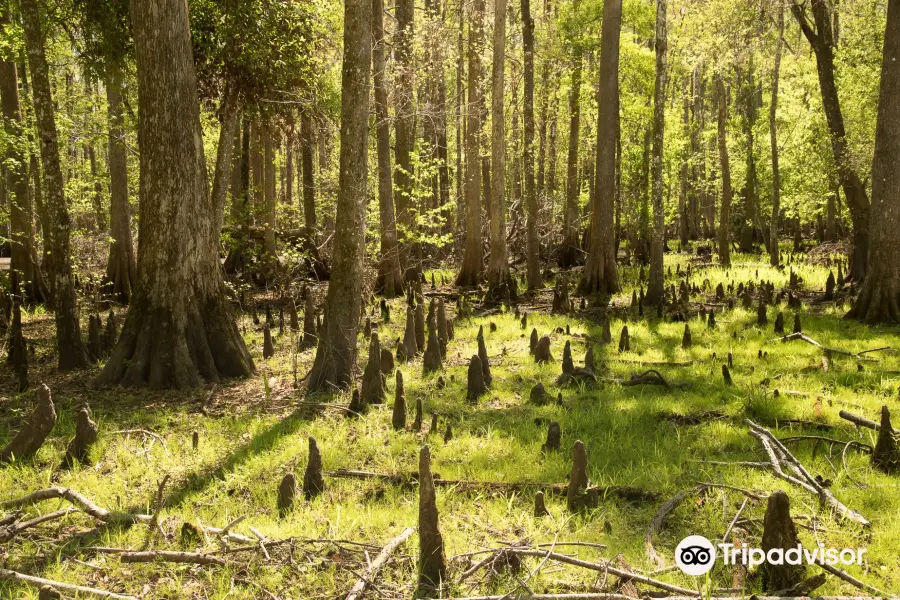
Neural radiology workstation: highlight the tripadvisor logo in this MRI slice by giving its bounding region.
[675,535,717,576]
[674,535,867,576]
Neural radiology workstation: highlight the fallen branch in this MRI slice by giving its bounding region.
[817,560,889,596]
[0,508,77,542]
[498,548,697,596]
[612,359,694,367]
[745,420,870,528]
[696,482,767,501]
[839,410,899,435]
[779,435,872,454]
[119,550,225,566]
[0,567,136,599]
[644,486,706,566]
[771,332,888,361]
[109,429,170,456]
[328,470,658,502]
[345,526,415,600]
[1,487,152,525]
[722,498,748,542]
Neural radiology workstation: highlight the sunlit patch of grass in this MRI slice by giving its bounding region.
[2,251,900,597]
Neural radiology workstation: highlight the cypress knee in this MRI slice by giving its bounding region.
[774,311,784,334]
[476,325,492,385]
[529,328,538,355]
[618,326,630,353]
[62,406,98,467]
[423,314,443,374]
[417,445,446,597]
[415,302,425,352]
[466,355,487,401]
[403,306,418,358]
[561,340,574,375]
[566,440,589,512]
[277,473,297,515]
[682,323,692,349]
[0,383,56,463]
[542,421,561,452]
[872,405,900,474]
[760,490,805,591]
[361,333,386,406]
[393,370,407,431]
[263,324,275,359]
[534,336,553,363]
[302,437,325,500]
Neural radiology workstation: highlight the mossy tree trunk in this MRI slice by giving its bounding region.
[20,0,88,370]
[456,0,484,287]
[847,0,900,323]
[103,58,136,304]
[646,0,667,306]
[99,0,254,388]
[307,0,371,391]
[373,0,404,298]
[579,0,621,296]
[0,5,47,306]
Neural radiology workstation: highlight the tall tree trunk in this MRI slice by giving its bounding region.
[301,111,317,231]
[522,0,541,290]
[285,129,293,209]
[0,5,47,305]
[716,74,732,268]
[485,0,510,300]
[103,58,137,304]
[579,0,621,296]
[769,4,783,267]
[846,0,900,322]
[791,0,869,281]
[307,0,372,391]
[373,0,404,297]
[20,0,88,369]
[83,76,106,232]
[455,0,485,287]
[395,0,416,266]
[251,120,263,222]
[263,119,278,267]
[679,81,689,246]
[210,85,240,235]
[646,0,667,306]
[455,0,465,249]
[739,64,758,253]
[560,5,582,269]
[100,0,254,388]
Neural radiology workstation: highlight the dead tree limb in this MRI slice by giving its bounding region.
[345,526,415,600]
[497,548,697,595]
[745,420,870,528]
[839,410,899,435]
[1,487,152,525]
[0,508,77,542]
[119,550,225,566]
[644,486,706,567]
[0,568,136,599]
[816,560,889,596]
[770,333,888,361]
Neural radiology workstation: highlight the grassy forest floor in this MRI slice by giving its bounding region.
[2,246,900,599]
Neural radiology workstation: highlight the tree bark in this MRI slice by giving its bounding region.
[522,0,541,290]
[739,64,758,253]
[300,111,317,231]
[99,0,254,388]
[0,4,47,305]
[455,0,485,287]
[560,4,582,269]
[579,0,621,296]
[716,74,732,268]
[791,0,869,281]
[846,0,900,323]
[263,119,278,267]
[769,5,783,267]
[373,0,404,298]
[646,0,667,306]
[485,0,510,300]
[20,0,88,369]
[306,0,371,391]
[395,0,416,266]
[103,58,136,304]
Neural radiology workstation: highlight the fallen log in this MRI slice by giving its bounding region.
[346,526,415,600]
[0,568,136,599]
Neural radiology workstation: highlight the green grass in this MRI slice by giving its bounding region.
[2,249,900,598]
